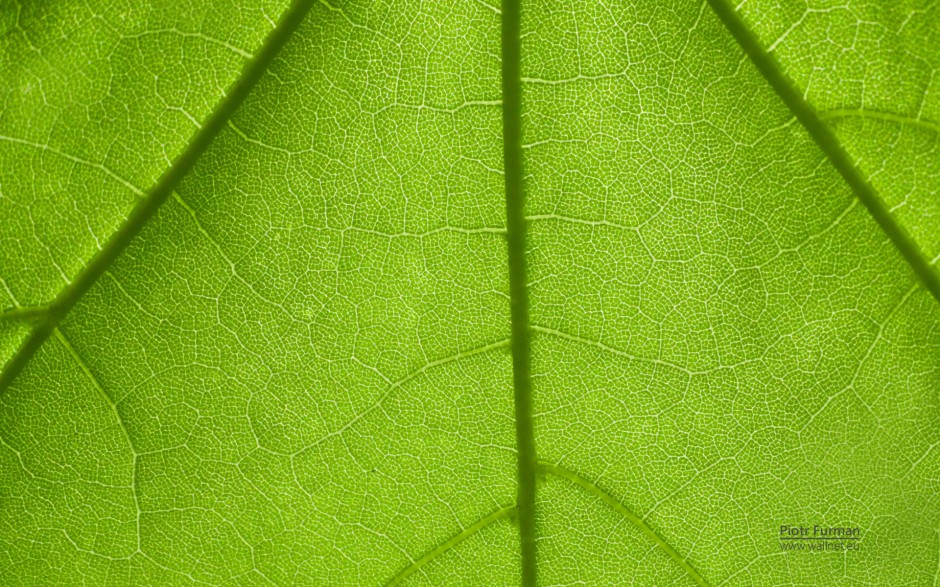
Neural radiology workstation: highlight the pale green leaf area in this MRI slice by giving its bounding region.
[0,0,283,359]
[740,0,940,264]
[0,0,938,586]
[524,2,939,584]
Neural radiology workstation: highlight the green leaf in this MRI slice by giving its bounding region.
[1,0,938,585]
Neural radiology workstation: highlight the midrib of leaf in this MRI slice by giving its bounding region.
[3,1,936,585]
[0,0,318,395]
[705,0,940,304]
[382,460,717,586]
[501,1,538,584]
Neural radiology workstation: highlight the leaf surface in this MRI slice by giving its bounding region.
[1,0,938,585]
[0,0,282,364]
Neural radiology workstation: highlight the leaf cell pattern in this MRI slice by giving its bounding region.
[1,0,938,585]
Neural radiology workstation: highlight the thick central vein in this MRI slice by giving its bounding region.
[0,0,316,395]
[501,1,538,584]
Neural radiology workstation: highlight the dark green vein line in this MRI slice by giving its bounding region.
[706,0,940,305]
[538,461,713,587]
[0,0,316,396]
[385,505,516,587]
[501,1,537,585]
[0,305,49,323]
[819,108,940,135]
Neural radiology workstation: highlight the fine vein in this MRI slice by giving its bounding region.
[819,108,940,135]
[385,505,516,586]
[0,0,317,395]
[705,0,940,305]
[54,327,141,554]
[538,461,713,587]
[501,1,537,585]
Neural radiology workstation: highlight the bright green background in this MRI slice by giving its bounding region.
[1,0,938,585]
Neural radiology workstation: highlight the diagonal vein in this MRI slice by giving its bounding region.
[384,504,516,586]
[539,461,713,587]
[290,339,511,457]
[0,305,49,323]
[53,327,141,554]
[705,0,940,305]
[819,108,940,135]
[0,135,146,196]
[0,0,318,396]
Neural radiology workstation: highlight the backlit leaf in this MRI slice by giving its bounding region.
[1,0,937,585]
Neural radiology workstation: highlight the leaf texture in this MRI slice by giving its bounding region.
[0,0,938,585]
